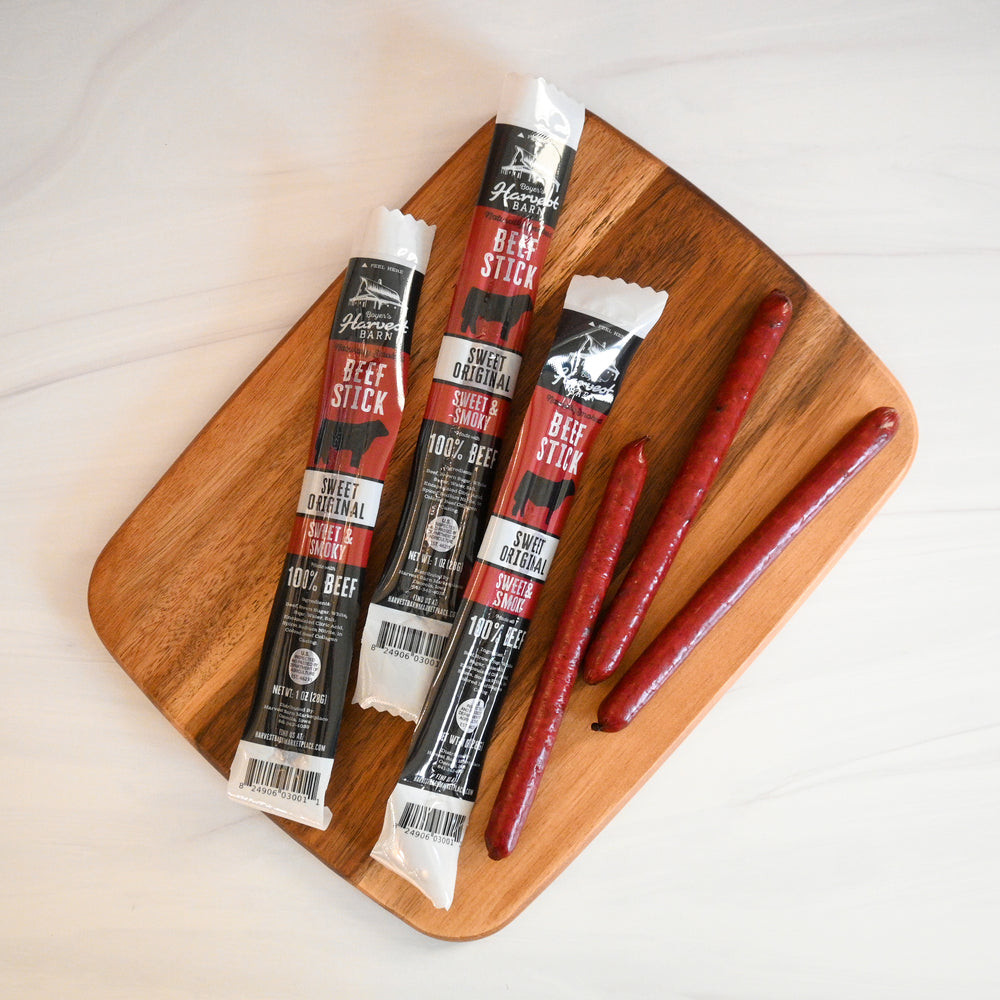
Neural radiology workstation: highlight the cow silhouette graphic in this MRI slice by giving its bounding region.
[313,418,389,469]
[511,471,575,527]
[460,288,533,342]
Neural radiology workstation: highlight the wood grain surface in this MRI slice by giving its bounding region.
[88,113,917,940]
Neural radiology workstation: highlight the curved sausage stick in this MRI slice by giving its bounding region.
[583,290,793,685]
[593,406,899,732]
[485,438,649,860]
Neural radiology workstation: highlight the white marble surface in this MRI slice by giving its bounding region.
[3,1,997,996]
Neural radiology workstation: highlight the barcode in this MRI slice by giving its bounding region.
[375,620,446,661]
[243,756,320,802]
[398,801,467,844]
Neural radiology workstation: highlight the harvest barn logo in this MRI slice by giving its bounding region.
[348,276,402,310]
[543,324,635,407]
[500,137,561,195]
[338,271,407,342]
[487,131,564,219]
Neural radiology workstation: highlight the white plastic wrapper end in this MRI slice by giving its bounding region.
[370,785,474,910]
[567,274,669,340]
[353,205,436,271]
[228,740,335,830]
[354,605,451,721]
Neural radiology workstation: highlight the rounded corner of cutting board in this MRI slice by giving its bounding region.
[85,113,920,940]
[87,526,130,662]
[805,285,920,481]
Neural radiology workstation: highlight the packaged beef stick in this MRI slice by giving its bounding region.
[227,207,434,829]
[356,74,585,722]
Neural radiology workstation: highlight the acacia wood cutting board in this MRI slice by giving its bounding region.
[88,113,917,940]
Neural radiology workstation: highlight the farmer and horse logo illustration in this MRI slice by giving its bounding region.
[500,139,562,196]
[544,324,635,407]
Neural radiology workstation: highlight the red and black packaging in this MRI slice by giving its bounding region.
[357,75,586,722]
[228,207,434,830]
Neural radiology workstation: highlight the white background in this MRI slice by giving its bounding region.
[3,1,997,996]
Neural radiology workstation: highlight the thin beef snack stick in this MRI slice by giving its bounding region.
[356,75,585,722]
[583,290,793,685]
[227,207,434,829]
[594,406,900,733]
[484,437,648,860]
[370,275,668,908]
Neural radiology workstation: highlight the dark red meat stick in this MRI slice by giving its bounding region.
[583,290,794,685]
[594,406,900,732]
[485,438,649,860]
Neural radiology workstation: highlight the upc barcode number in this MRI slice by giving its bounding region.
[398,801,467,844]
[375,620,446,661]
[244,757,320,802]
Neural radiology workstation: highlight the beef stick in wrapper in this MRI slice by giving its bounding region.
[227,207,435,830]
[370,275,669,907]
[355,74,586,722]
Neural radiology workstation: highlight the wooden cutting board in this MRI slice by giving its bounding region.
[88,113,917,940]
